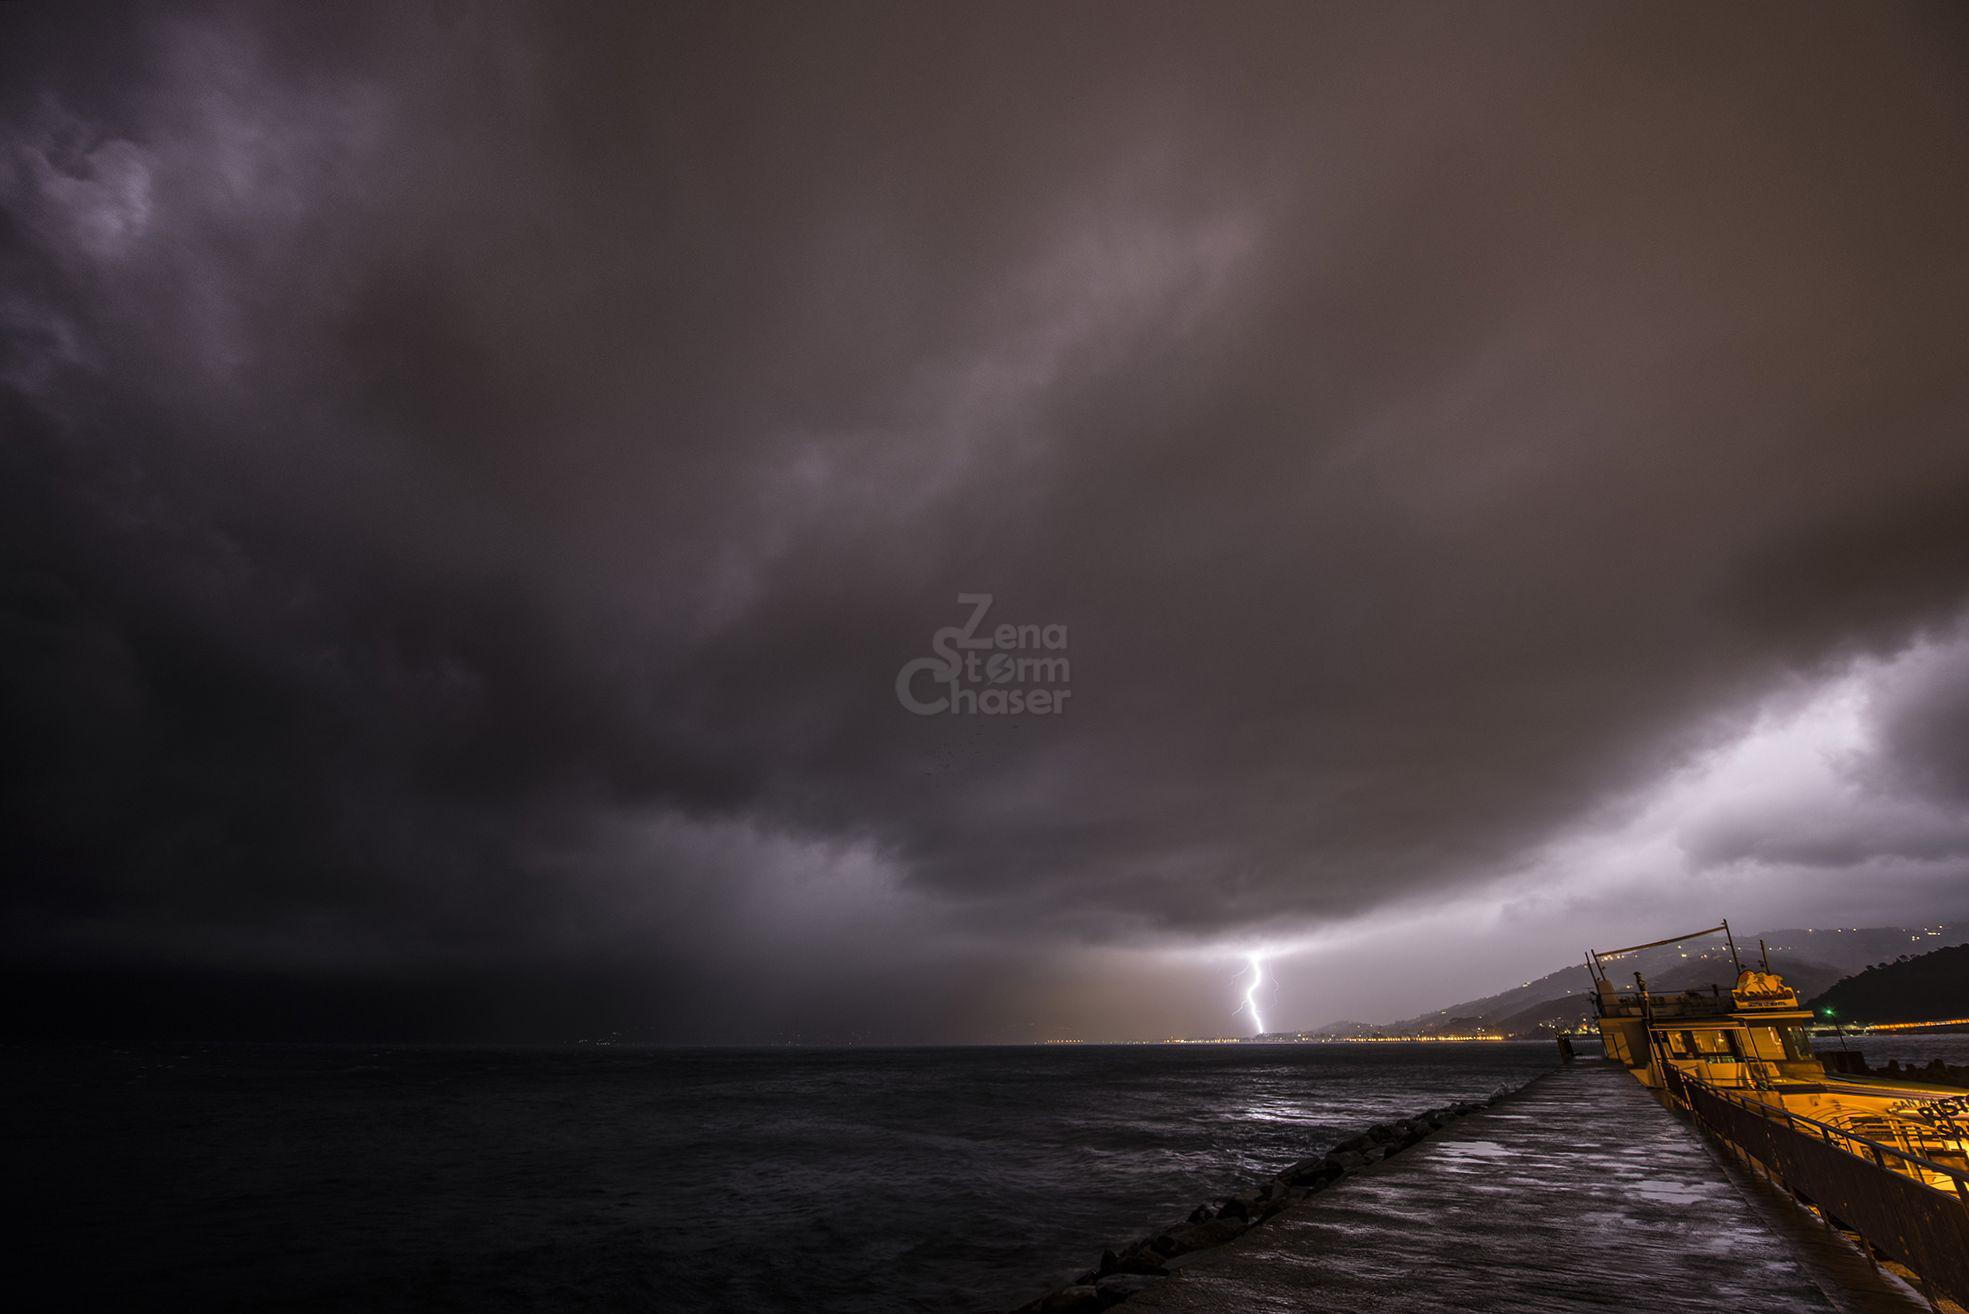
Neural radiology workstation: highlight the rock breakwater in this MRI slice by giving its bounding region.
[1007,1081,1536,1313]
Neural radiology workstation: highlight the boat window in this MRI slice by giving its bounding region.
[1690,1030,1732,1056]
[1748,1027,1787,1060]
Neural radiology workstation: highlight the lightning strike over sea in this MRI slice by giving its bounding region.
[1239,953,1266,1036]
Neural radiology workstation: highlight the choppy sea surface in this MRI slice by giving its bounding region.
[7,1041,1561,1312]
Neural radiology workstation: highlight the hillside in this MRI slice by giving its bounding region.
[1309,924,1959,1039]
[1805,942,1969,1025]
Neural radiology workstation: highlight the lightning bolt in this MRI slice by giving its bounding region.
[1237,953,1267,1036]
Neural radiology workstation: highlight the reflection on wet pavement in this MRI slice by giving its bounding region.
[1129,1061,1932,1314]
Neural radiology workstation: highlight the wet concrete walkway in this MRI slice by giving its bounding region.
[1129,1060,1928,1314]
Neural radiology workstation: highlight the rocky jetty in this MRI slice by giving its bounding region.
[1868,1054,1969,1087]
[1007,1084,1527,1312]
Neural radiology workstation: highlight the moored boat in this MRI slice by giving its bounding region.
[1589,922,1969,1306]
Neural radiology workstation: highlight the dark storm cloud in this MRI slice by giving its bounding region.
[4,1,1969,1039]
[1867,636,1969,806]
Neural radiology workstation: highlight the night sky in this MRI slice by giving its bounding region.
[4,2,1968,1042]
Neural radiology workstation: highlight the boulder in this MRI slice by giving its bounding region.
[1284,1159,1344,1191]
[1035,1285,1102,1312]
[1095,1272,1168,1303]
[1217,1193,1262,1222]
[1252,1192,1295,1222]
[1156,1216,1246,1255]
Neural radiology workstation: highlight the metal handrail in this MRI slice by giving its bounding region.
[1589,920,1743,981]
[1680,1070,1969,1197]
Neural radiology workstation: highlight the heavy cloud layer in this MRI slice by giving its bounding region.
[4,2,1968,1039]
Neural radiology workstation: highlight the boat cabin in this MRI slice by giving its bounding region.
[1587,922,1822,1090]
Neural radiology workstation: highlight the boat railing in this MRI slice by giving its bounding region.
[1669,1068,1969,1308]
[1679,1069,1969,1198]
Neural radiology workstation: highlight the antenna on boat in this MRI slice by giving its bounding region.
[1759,938,1771,971]
[1722,919,1742,972]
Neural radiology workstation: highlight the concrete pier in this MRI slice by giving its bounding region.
[1129,1060,1931,1314]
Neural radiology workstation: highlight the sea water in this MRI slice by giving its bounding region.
[9,1041,1559,1311]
